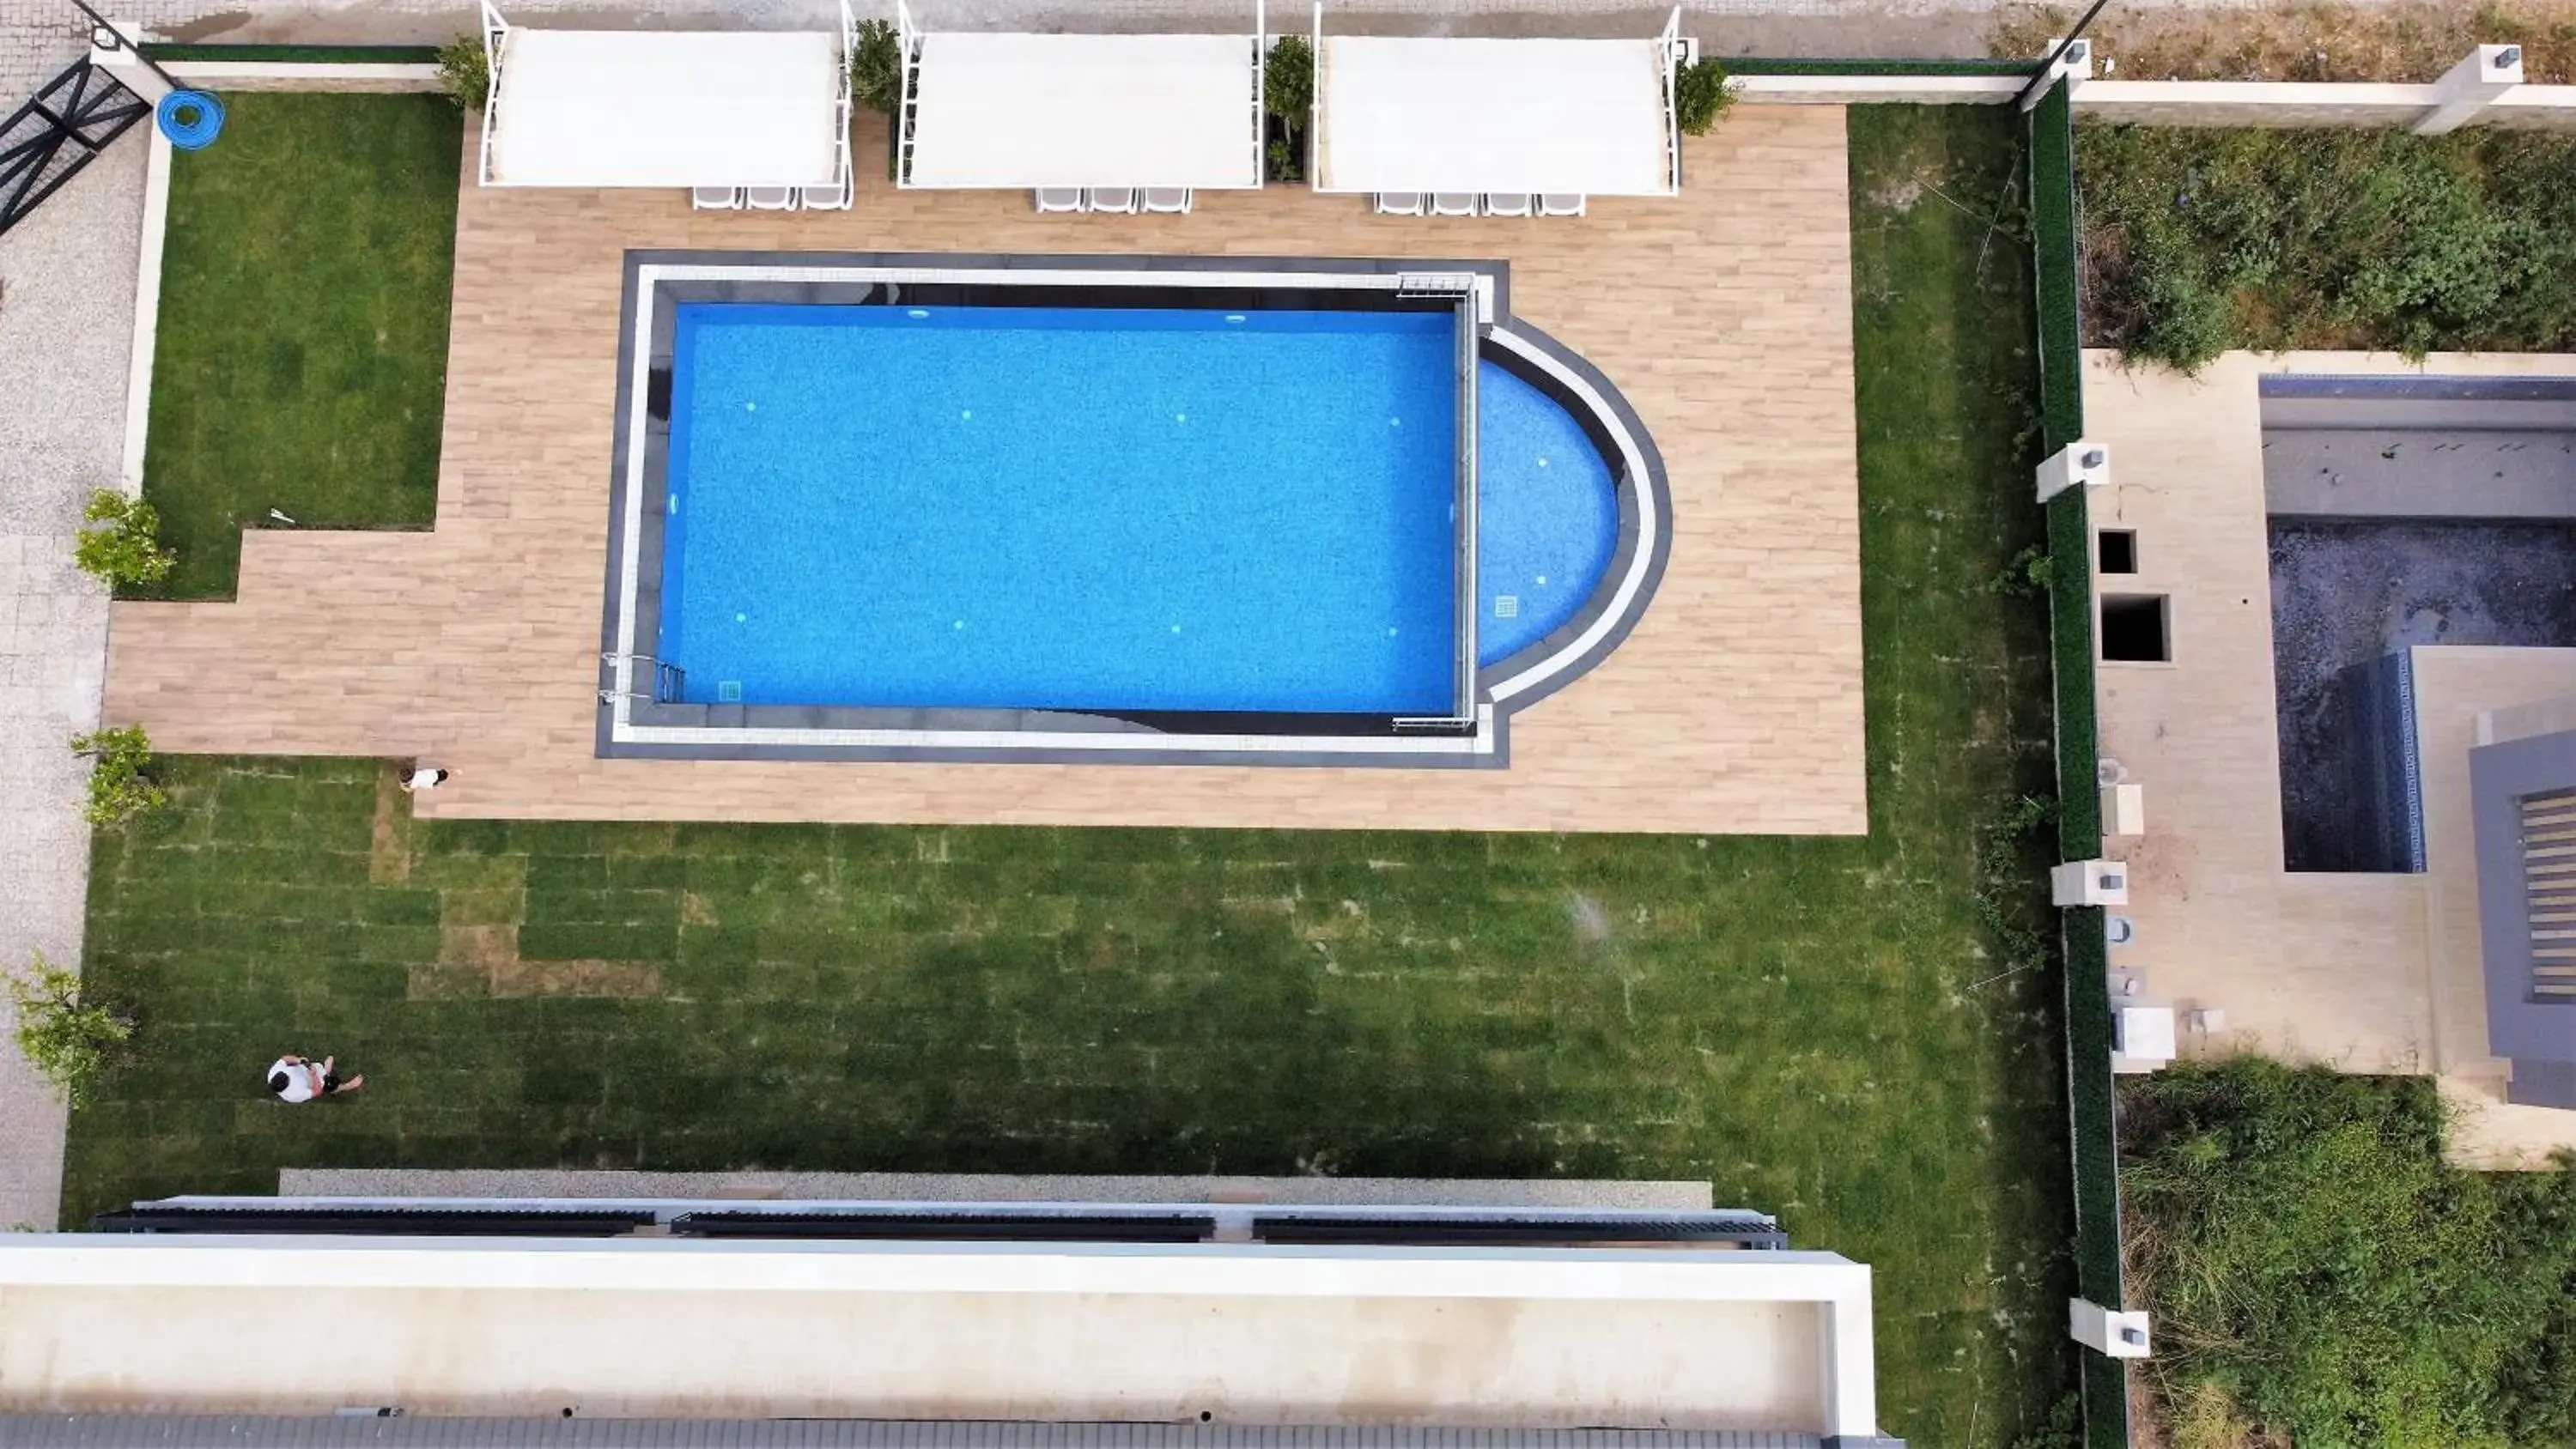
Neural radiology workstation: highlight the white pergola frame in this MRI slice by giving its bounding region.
[476,0,855,193]
[892,0,1267,191]
[1307,5,1690,198]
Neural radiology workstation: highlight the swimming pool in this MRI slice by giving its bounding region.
[600,254,1668,766]
[662,305,1461,716]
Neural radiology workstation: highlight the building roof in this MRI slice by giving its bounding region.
[1313,37,1675,196]
[0,1234,1885,1439]
[483,28,844,188]
[902,32,1261,189]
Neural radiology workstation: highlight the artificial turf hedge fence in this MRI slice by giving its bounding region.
[2028,76,2133,1449]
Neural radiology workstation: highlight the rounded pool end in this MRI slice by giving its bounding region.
[157,90,226,150]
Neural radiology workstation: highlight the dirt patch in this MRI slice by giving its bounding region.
[368,767,410,885]
[1995,0,2576,84]
[679,890,719,927]
[416,921,665,999]
[1868,178,1924,215]
[490,959,666,998]
[441,923,518,970]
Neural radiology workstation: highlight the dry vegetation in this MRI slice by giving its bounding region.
[1995,0,2576,84]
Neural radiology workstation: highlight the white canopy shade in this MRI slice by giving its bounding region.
[484,28,844,188]
[903,32,1261,190]
[1315,36,1675,196]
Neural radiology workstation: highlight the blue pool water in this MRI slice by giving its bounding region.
[660,305,1459,715]
[1475,364,1619,661]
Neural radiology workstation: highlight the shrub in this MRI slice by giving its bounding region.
[849,20,902,116]
[6,955,133,1108]
[73,489,173,587]
[1264,34,1314,124]
[1673,58,1735,136]
[2123,1056,2576,1448]
[70,725,167,827]
[434,33,490,112]
[2077,124,2576,371]
[1263,36,1314,182]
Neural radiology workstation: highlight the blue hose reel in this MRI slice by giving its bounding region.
[156,89,225,149]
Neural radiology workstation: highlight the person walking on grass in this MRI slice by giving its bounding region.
[267,1053,363,1102]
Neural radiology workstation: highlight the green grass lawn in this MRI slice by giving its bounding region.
[65,107,2073,1445]
[136,93,459,599]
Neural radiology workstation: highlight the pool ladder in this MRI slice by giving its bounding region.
[599,652,684,706]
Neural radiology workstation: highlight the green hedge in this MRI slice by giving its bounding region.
[2029,77,2130,1449]
[138,43,442,64]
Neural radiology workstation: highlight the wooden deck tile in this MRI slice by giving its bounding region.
[103,107,1868,833]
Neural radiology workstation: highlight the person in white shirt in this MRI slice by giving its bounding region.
[399,764,448,793]
[266,1053,362,1102]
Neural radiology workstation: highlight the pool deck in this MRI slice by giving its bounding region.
[100,108,1867,834]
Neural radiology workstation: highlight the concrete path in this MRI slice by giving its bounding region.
[0,136,143,1231]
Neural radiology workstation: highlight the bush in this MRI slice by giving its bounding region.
[2123,1057,2576,1448]
[1265,34,1313,124]
[1673,58,1735,136]
[73,489,173,588]
[6,955,133,1108]
[849,20,902,117]
[70,725,167,827]
[1263,36,1314,183]
[434,33,489,112]
[2077,124,2576,372]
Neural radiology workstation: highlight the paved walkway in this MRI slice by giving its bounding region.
[0,136,143,1231]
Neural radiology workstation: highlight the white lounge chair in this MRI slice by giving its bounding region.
[744,185,795,210]
[1141,187,1192,214]
[1429,192,1476,217]
[690,186,743,210]
[1374,191,1424,216]
[1539,193,1587,217]
[1034,187,1086,213]
[798,179,851,210]
[1087,187,1138,215]
[1482,193,1534,217]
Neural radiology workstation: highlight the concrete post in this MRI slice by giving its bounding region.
[2019,37,2094,112]
[2069,1298,2153,1357]
[90,17,173,103]
[2035,440,2109,504]
[2415,44,2524,136]
[2050,859,2130,907]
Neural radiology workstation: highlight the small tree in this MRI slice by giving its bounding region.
[849,20,902,116]
[1263,35,1315,181]
[1673,58,1735,136]
[435,33,491,112]
[70,725,167,827]
[73,489,174,588]
[6,955,132,1108]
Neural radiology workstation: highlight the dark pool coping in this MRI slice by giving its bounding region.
[595,250,1666,768]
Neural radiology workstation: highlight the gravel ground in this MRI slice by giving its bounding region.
[0,136,142,1233]
[2269,519,2576,872]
